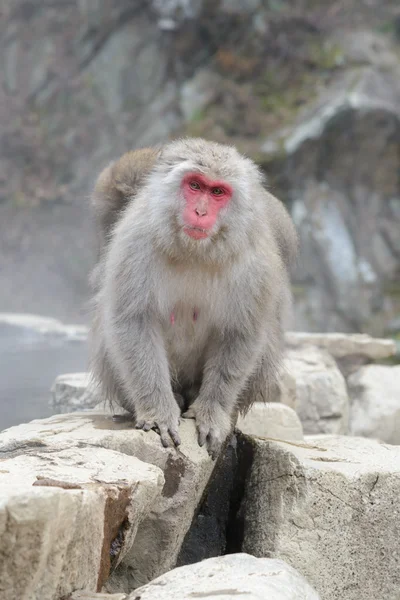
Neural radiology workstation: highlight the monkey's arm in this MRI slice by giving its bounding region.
[184,326,265,458]
[104,309,181,447]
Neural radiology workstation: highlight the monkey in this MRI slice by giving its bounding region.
[89,138,298,458]
[89,147,161,290]
[91,147,161,252]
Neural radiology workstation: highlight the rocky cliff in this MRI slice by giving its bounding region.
[1,0,399,333]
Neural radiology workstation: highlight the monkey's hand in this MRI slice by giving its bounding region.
[183,401,231,459]
[135,403,181,448]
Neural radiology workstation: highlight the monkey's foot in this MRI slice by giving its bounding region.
[135,414,181,448]
[183,402,231,460]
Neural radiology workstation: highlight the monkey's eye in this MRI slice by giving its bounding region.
[189,181,201,191]
[211,187,224,196]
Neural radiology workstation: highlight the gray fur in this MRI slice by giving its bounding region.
[90,138,298,457]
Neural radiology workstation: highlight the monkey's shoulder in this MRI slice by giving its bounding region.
[260,190,298,269]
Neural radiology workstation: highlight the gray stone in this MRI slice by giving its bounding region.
[236,402,303,441]
[241,434,400,600]
[71,594,127,600]
[50,372,101,413]
[335,30,399,69]
[348,364,400,445]
[180,69,221,122]
[263,65,400,333]
[284,346,349,435]
[0,412,216,593]
[130,554,320,599]
[285,331,396,361]
[0,438,163,600]
[220,0,262,15]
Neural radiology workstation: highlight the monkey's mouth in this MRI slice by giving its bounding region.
[183,226,210,240]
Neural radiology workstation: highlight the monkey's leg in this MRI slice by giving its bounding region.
[183,329,264,458]
[237,350,282,413]
[106,317,181,447]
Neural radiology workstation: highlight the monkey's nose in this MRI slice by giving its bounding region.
[195,207,207,217]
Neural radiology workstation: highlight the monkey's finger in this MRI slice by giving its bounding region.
[207,433,222,460]
[169,429,181,447]
[135,420,145,429]
[142,422,153,432]
[158,426,172,448]
[198,427,209,447]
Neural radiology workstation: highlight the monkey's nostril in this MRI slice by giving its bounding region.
[195,208,207,216]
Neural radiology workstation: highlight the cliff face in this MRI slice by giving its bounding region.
[1,0,399,332]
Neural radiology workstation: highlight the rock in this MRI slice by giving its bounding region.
[240,434,400,600]
[50,372,101,413]
[71,594,127,600]
[0,4,179,322]
[177,440,237,566]
[263,65,400,333]
[220,0,262,15]
[348,364,400,445]
[0,412,216,593]
[236,402,303,441]
[130,554,320,599]
[335,30,399,69]
[386,315,400,335]
[152,0,203,28]
[180,69,221,121]
[285,331,396,361]
[0,441,163,600]
[284,346,349,435]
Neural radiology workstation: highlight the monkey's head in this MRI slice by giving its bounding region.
[144,138,265,263]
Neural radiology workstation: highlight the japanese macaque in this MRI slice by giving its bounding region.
[91,147,160,252]
[90,138,298,458]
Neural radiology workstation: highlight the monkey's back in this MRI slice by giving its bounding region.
[92,147,160,248]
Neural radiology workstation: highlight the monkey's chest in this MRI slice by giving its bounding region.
[163,304,211,382]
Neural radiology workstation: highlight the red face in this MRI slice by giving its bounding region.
[181,173,233,240]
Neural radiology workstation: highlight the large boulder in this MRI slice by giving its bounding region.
[0,444,163,600]
[236,402,303,441]
[240,434,400,600]
[348,364,400,444]
[285,331,396,375]
[50,372,101,413]
[129,554,320,600]
[0,412,216,595]
[69,555,320,599]
[282,346,349,435]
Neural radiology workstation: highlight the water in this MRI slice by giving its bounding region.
[0,336,88,431]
